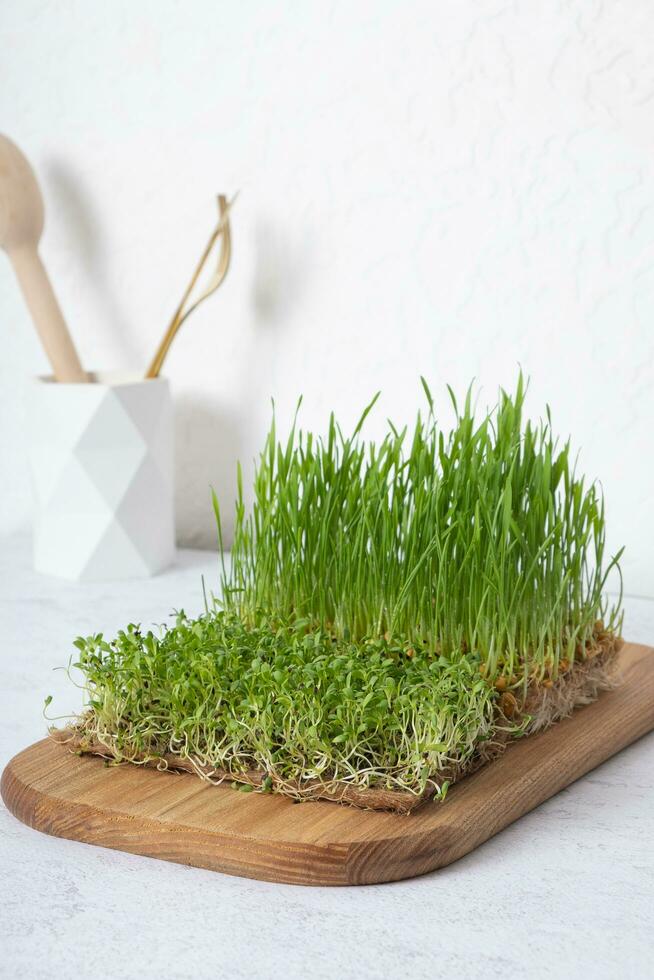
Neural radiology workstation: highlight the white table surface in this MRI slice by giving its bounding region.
[1,532,653,980]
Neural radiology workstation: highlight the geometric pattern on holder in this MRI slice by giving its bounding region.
[28,377,174,581]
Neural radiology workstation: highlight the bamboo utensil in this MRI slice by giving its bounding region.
[0,134,86,382]
[145,193,236,379]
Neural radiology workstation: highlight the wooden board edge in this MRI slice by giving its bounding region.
[0,757,351,886]
[345,643,654,883]
[2,642,653,887]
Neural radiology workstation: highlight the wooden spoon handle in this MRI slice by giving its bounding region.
[10,247,86,382]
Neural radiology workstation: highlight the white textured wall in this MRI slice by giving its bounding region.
[1,1,652,592]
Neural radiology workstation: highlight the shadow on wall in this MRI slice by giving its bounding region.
[252,215,308,325]
[41,163,313,552]
[45,159,142,366]
[174,392,244,551]
[173,214,311,551]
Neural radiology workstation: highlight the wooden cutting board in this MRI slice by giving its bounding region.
[3,642,654,886]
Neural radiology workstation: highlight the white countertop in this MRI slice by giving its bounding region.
[1,532,653,980]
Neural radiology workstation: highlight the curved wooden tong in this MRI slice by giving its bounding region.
[146,193,237,379]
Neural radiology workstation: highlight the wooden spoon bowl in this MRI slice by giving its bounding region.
[0,134,44,252]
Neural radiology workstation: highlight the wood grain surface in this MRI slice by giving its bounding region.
[3,642,653,886]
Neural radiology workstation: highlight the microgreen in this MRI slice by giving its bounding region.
[221,374,622,673]
[66,376,623,800]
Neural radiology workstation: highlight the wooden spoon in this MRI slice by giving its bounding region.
[0,134,86,382]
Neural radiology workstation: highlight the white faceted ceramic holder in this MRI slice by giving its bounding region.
[29,373,175,581]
